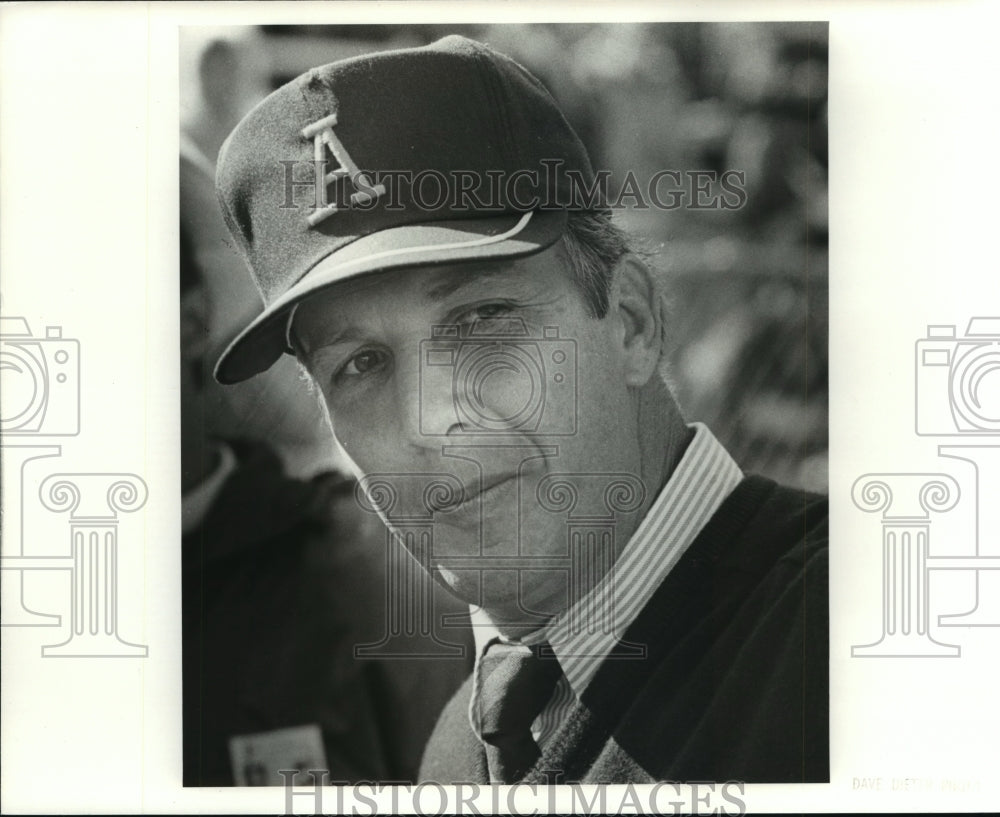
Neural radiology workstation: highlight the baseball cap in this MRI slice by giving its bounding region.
[213,35,600,384]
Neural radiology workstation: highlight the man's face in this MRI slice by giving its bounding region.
[293,243,648,628]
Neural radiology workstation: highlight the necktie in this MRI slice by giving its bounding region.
[476,641,562,783]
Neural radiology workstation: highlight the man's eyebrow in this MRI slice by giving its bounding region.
[293,324,366,357]
[423,265,517,301]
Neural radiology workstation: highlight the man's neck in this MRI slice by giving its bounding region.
[471,606,552,644]
[634,376,694,516]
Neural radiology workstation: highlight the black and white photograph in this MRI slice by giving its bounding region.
[179,22,828,789]
[1,3,998,815]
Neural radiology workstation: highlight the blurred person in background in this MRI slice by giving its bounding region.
[180,222,384,785]
[180,29,473,785]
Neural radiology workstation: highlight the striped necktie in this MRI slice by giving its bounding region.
[476,641,562,782]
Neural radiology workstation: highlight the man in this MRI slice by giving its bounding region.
[212,34,828,784]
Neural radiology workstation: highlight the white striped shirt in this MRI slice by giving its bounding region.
[468,422,743,751]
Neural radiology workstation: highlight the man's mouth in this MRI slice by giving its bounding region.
[439,471,520,515]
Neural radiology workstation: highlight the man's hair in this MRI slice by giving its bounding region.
[560,210,631,319]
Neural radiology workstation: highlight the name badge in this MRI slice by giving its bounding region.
[228,724,327,786]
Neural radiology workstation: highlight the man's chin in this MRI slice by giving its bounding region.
[433,565,568,627]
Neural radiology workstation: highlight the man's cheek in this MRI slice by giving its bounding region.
[332,414,394,475]
[334,431,373,473]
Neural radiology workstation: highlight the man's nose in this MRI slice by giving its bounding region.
[397,346,462,443]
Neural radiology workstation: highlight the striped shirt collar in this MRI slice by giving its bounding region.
[469,422,743,698]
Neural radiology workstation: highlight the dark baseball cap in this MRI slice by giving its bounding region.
[212,35,601,384]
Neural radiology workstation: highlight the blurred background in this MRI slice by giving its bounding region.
[183,22,828,493]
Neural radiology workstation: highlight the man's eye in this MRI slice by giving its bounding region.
[474,303,511,319]
[340,349,388,378]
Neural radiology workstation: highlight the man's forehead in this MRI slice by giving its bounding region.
[292,246,566,350]
[423,259,535,300]
[302,244,565,317]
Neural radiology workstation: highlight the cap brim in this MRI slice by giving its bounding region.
[214,209,567,384]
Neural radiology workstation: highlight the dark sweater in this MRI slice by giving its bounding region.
[419,475,829,784]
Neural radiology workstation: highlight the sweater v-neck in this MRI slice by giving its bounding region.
[520,474,819,782]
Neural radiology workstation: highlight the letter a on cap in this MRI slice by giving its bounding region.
[300,113,386,227]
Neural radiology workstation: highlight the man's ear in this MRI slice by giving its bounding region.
[612,254,664,387]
